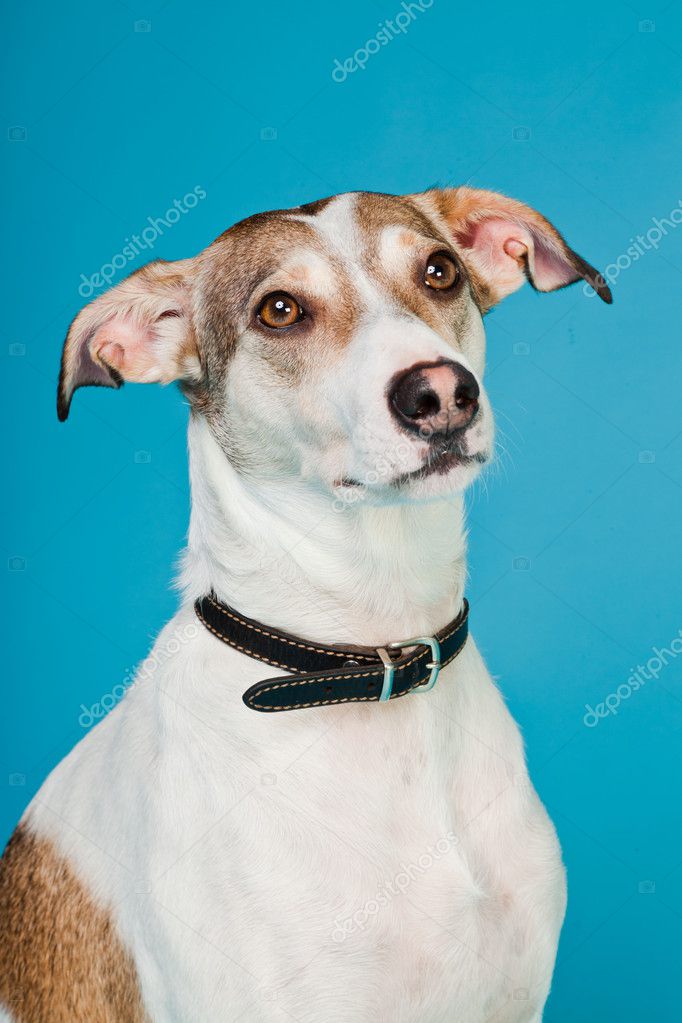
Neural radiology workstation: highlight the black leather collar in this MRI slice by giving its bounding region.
[194,591,469,713]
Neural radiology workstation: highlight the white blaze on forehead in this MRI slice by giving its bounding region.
[290,193,361,257]
[289,193,386,311]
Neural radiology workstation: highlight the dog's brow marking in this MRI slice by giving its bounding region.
[379,225,419,278]
[266,248,337,295]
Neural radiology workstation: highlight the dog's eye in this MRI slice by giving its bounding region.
[257,292,304,329]
[424,252,459,291]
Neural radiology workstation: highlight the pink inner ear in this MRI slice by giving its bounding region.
[457,218,532,295]
[504,239,526,260]
[92,315,161,384]
[456,216,579,295]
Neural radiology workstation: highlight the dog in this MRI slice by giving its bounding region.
[0,186,610,1023]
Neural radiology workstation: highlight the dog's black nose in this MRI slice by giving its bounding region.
[389,360,479,436]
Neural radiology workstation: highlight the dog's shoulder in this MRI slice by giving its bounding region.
[0,822,149,1023]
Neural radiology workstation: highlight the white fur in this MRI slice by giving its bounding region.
[12,193,567,1022]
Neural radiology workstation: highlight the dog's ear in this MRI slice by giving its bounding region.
[412,187,612,310]
[57,258,201,421]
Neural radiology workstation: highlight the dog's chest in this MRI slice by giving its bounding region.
[135,667,563,1023]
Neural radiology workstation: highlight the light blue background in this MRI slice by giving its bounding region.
[2,1,681,1019]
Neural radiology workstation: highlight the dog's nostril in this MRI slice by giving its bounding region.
[391,373,442,423]
[455,378,479,409]
[411,390,440,420]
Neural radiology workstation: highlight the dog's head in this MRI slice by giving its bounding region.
[58,188,610,502]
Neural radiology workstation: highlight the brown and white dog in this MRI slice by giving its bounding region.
[0,187,610,1023]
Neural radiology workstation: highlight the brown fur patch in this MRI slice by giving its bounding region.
[354,190,440,236]
[296,195,336,217]
[0,824,149,1023]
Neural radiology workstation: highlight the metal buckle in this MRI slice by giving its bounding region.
[376,648,396,702]
[376,636,442,702]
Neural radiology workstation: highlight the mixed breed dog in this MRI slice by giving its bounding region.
[0,185,610,1022]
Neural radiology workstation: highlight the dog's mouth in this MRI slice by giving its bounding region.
[390,446,488,487]
[337,444,488,490]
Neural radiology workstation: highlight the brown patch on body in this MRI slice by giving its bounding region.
[0,824,149,1023]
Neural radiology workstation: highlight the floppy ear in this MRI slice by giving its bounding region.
[413,187,612,310]
[57,258,201,421]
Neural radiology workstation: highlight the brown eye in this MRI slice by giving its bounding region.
[257,292,304,329]
[424,251,459,290]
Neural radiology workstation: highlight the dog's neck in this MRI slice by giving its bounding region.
[181,419,468,646]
